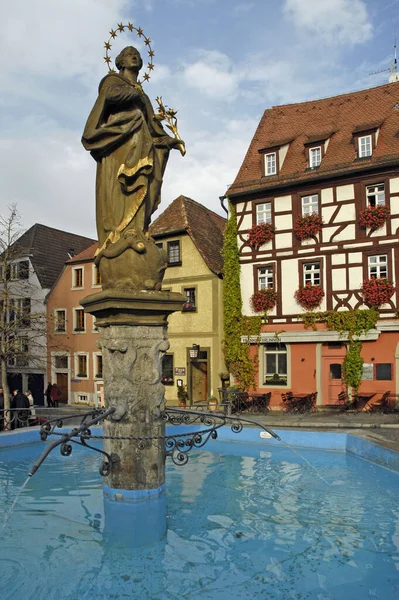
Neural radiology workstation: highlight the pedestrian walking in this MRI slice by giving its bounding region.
[45,382,53,407]
[50,384,61,408]
[11,389,30,428]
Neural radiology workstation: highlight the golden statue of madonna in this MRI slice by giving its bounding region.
[82,27,185,292]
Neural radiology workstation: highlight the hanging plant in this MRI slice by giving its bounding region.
[361,277,395,308]
[247,223,276,250]
[250,288,278,313]
[294,283,325,310]
[359,205,390,231]
[293,213,323,241]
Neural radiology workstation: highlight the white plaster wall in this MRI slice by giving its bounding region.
[281,259,299,314]
[334,202,356,222]
[332,268,346,290]
[390,217,399,233]
[321,205,336,223]
[275,233,292,249]
[336,184,354,201]
[322,225,339,242]
[389,177,399,194]
[278,144,289,169]
[275,214,292,230]
[348,252,362,264]
[235,202,246,213]
[274,195,292,212]
[300,237,316,246]
[370,223,387,238]
[321,187,333,204]
[240,213,252,230]
[390,196,399,213]
[348,267,363,290]
[331,254,346,265]
[241,263,255,316]
[334,224,356,242]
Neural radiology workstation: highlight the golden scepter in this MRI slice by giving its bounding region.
[155,96,186,156]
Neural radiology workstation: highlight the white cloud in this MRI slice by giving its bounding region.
[283,0,373,46]
[183,51,239,98]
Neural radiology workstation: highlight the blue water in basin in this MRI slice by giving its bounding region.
[0,438,398,600]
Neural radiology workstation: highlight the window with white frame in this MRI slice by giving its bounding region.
[74,308,85,332]
[309,147,322,168]
[366,183,385,207]
[75,354,88,378]
[183,287,196,311]
[94,354,103,378]
[303,262,321,286]
[358,135,372,158]
[301,194,319,216]
[265,152,277,176]
[368,255,387,279]
[256,202,272,225]
[77,394,89,403]
[72,267,83,289]
[264,344,288,386]
[92,264,102,287]
[258,266,274,290]
[54,355,68,369]
[55,309,66,332]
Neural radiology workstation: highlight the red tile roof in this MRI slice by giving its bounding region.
[66,242,98,263]
[150,195,226,275]
[227,81,399,197]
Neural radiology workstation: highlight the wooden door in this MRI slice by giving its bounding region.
[191,361,208,404]
[322,358,344,404]
[56,373,68,404]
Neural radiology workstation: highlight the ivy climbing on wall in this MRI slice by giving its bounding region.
[222,201,263,391]
[301,308,379,393]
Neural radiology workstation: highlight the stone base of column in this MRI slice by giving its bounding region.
[103,484,167,547]
[81,288,185,495]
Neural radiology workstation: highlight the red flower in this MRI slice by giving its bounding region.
[361,277,395,308]
[294,213,323,241]
[247,223,276,250]
[250,289,278,312]
[294,283,325,310]
[359,205,390,231]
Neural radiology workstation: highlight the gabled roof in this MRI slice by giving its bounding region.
[150,195,226,276]
[13,224,95,289]
[227,81,399,197]
[66,242,98,264]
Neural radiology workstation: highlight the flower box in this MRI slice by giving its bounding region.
[359,205,390,231]
[250,289,278,313]
[293,213,323,241]
[161,376,174,385]
[182,302,196,312]
[247,223,276,250]
[294,283,325,310]
[361,277,395,308]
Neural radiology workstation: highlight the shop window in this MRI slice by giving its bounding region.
[264,343,287,386]
[376,363,392,380]
[161,354,174,385]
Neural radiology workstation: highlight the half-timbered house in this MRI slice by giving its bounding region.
[226,81,399,408]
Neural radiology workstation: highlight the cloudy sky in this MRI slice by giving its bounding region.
[1,0,399,238]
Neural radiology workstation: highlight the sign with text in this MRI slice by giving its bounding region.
[174,367,186,376]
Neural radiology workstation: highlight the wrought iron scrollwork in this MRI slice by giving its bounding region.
[30,405,280,477]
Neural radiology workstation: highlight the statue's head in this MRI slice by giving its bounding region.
[115,46,143,72]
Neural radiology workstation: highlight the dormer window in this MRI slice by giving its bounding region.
[309,147,321,168]
[359,135,372,158]
[265,152,277,176]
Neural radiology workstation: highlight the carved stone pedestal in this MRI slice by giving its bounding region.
[81,289,185,543]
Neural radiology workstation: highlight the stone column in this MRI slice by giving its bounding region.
[81,289,185,545]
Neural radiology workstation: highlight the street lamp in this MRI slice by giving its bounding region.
[189,344,200,360]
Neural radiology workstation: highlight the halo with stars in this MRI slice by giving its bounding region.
[103,22,155,84]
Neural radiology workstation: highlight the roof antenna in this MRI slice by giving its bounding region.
[368,39,399,83]
[389,40,399,82]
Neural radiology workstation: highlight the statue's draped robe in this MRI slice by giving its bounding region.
[82,73,171,252]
